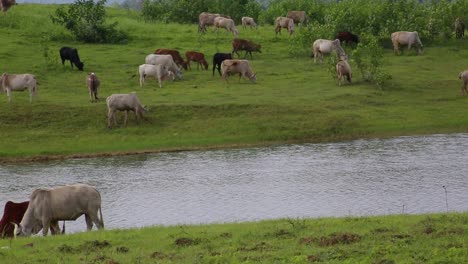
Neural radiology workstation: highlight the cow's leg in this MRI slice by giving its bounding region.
[70,61,74,68]
[108,109,115,128]
[139,74,145,87]
[6,88,12,103]
[42,219,50,236]
[85,214,94,231]
[124,111,129,127]
[134,110,139,124]
[50,221,60,235]
[217,64,222,76]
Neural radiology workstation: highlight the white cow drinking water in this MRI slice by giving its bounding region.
[0,73,38,103]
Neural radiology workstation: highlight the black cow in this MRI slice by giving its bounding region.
[212,53,232,76]
[336,31,359,45]
[59,47,84,71]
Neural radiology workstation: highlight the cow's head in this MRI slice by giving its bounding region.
[175,68,183,80]
[76,62,84,71]
[249,73,257,83]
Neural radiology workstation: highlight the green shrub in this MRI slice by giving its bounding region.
[51,0,128,43]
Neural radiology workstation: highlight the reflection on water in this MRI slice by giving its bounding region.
[1,133,468,233]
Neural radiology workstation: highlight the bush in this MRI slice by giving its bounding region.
[51,0,128,43]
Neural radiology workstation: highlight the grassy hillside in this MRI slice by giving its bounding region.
[0,4,467,161]
[0,213,467,263]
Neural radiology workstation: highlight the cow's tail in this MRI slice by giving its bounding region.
[99,205,104,229]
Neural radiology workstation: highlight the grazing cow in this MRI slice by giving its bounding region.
[0,201,28,238]
[15,184,104,237]
[454,17,465,39]
[0,73,38,103]
[459,70,468,96]
[232,38,262,59]
[145,54,183,80]
[391,31,423,55]
[214,17,238,36]
[86,72,100,102]
[59,47,84,71]
[287,11,307,25]
[0,0,16,12]
[275,17,295,36]
[154,49,188,70]
[336,55,352,86]
[107,92,146,128]
[221,59,256,83]
[212,53,232,76]
[185,51,208,70]
[312,39,346,64]
[138,64,175,88]
[198,12,225,33]
[241,16,257,30]
[336,31,359,45]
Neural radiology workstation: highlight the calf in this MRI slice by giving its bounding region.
[459,70,468,96]
[154,49,188,70]
[107,92,146,128]
[214,17,238,36]
[0,73,38,103]
[86,72,100,102]
[232,38,262,59]
[287,10,307,25]
[212,52,232,76]
[138,64,175,88]
[185,51,208,70]
[59,47,84,71]
[241,16,257,30]
[336,31,359,45]
[455,17,465,39]
[0,0,16,12]
[312,39,346,64]
[336,55,352,86]
[275,17,295,36]
[391,31,423,55]
[221,59,256,83]
[145,54,183,80]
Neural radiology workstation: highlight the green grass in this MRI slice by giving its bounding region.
[0,213,467,263]
[0,4,467,161]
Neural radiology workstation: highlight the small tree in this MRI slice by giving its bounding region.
[51,0,128,43]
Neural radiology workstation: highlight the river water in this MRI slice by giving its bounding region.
[1,133,468,233]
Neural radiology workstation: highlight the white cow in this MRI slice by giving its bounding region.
[214,17,238,36]
[391,31,423,55]
[221,59,256,83]
[198,12,220,32]
[0,73,38,103]
[312,39,345,64]
[145,54,182,80]
[241,16,257,30]
[275,17,295,36]
[15,184,104,237]
[138,64,174,88]
[459,70,468,96]
[107,92,146,128]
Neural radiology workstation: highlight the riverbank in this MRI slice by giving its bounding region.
[1,5,468,163]
[1,213,466,263]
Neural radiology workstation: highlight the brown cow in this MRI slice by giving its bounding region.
[336,55,352,86]
[185,51,208,70]
[232,39,262,59]
[154,49,188,70]
[287,11,307,25]
[86,72,100,102]
[0,0,16,12]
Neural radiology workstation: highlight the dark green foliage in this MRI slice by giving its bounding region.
[141,0,262,24]
[51,0,128,43]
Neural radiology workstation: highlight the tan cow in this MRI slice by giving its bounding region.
[15,184,104,237]
[0,0,16,12]
[86,72,100,102]
[275,17,295,36]
[391,31,423,55]
[214,17,238,36]
[198,12,229,32]
[221,59,256,83]
[287,11,307,25]
[459,70,468,96]
[0,73,38,103]
[138,64,175,88]
[312,39,346,64]
[107,92,146,128]
[241,16,257,30]
[336,55,352,86]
